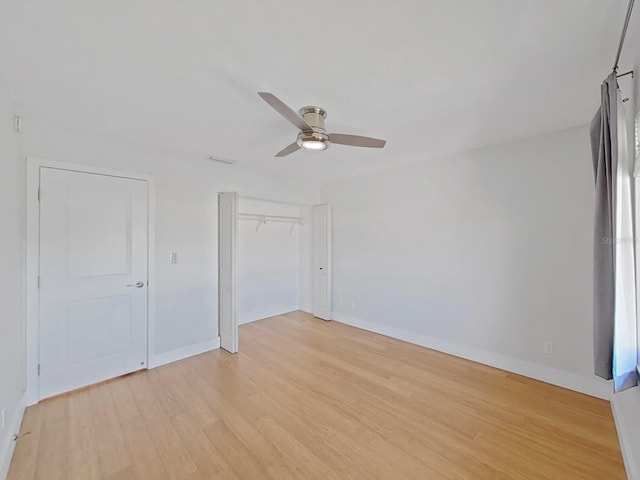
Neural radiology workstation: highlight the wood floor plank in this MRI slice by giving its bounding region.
[126,373,198,479]
[7,311,626,479]
[87,385,131,478]
[203,420,275,480]
[32,396,69,480]
[66,391,101,480]
[7,403,43,480]
[169,411,235,478]
[108,378,170,480]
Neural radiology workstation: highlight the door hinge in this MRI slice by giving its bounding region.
[13,115,22,134]
[37,188,40,202]
[37,276,40,288]
[37,364,40,376]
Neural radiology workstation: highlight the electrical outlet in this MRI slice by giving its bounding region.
[544,341,553,355]
[1,409,5,430]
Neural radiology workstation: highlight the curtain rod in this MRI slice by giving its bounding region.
[613,0,635,71]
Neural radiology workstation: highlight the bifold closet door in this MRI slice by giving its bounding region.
[218,192,238,353]
[312,204,332,320]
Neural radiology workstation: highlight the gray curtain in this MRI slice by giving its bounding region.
[590,72,617,380]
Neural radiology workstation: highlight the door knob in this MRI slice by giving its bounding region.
[126,281,145,288]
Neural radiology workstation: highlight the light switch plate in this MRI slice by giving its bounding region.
[170,252,178,264]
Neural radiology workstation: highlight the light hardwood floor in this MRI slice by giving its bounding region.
[8,311,625,479]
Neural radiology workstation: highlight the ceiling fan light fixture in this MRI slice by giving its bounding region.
[300,139,327,151]
[297,132,328,151]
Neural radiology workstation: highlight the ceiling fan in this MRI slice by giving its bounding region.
[258,92,387,157]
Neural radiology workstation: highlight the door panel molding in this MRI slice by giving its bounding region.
[25,156,156,405]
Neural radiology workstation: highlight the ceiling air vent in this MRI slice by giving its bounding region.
[208,155,236,165]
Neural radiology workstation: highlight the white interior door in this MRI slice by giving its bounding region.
[39,167,149,399]
[218,192,238,353]
[312,204,332,320]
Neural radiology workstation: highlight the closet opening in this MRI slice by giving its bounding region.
[217,193,331,353]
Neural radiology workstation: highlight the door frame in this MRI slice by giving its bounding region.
[25,156,156,405]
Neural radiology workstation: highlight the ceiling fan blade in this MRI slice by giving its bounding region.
[258,92,311,131]
[329,133,386,148]
[275,142,301,157]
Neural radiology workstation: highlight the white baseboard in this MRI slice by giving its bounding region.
[149,337,221,369]
[0,395,26,480]
[299,304,312,314]
[242,309,314,324]
[240,306,302,325]
[333,313,611,400]
[611,386,640,480]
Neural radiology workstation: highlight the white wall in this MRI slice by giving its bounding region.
[322,125,607,396]
[237,198,310,324]
[614,17,640,480]
[0,95,26,477]
[622,12,640,371]
[19,116,321,358]
[622,12,640,123]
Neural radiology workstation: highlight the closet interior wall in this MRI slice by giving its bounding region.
[237,197,313,324]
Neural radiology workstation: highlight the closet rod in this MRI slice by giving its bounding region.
[238,213,305,223]
[238,194,315,207]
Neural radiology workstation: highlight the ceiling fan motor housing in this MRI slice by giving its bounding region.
[297,106,329,146]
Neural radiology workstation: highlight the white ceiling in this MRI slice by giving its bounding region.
[0,0,630,182]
